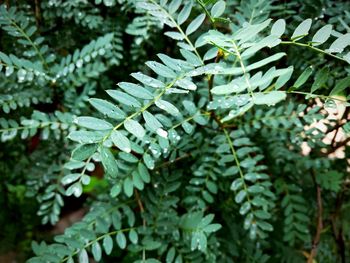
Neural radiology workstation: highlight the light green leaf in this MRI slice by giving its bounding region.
[186,14,206,36]
[234,19,271,42]
[146,61,177,78]
[89,98,126,120]
[118,82,154,100]
[116,232,127,249]
[74,117,113,130]
[100,146,118,177]
[211,1,226,18]
[92,242,102,261]
[110,183,122,197]
[68,131,106,144]
[203,223,222,233]
[168,0,181,14]
[131,72,165,88]
[328,33,350,53]
[312,25,332,46]
[138,163,151,183]
[79,249,88,263]
[293,66,313,89]
[103,235,113,255]
[155,99,180,116]
[123,177,134,197]
[274,66,293,89]
[111,130,131,153]
[72,143,98,161]
[129,229,138,244]
[254,91,287,106]
[246,53,286,71]
[235,189,247,203]
[165,31,185,40]
[166,247,176,263]
[61,173,81,185]
[211,81,242,95]
[66,182,83,197]
[177,3,192,25]
[124,119,145,138]
[291,19,312,40]
[107,90,141,108]
[271,19,286,37]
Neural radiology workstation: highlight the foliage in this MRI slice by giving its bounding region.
[0,0,349,262]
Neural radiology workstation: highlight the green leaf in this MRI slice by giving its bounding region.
[211,1,226,18]
[235,189,247,203]
[211,81,243,95]
[131,72,165,88]
[166,247,176,263]
[107,90,141,108]
[0,51,12,65]
[254,91,287,106]
[311,67,329,93]
[92,242,102,261]
[203,223,222,233]
[100,146,118,177]
[169,0,181,14]
[74,117,113,130]
[138,163,151,183]
[293,66,313,89]
[143,111,168,137]
[61,173,81,185]
[312,25,332,46]
[146,61,177,78]
[186,14,206,36]
[89,98,126,120]
[110,183,122,197]
[330,76,350,95]
[177,3,192,25]
[124,119,145,138]
[271,19,286,37]
[72,144,98,161]
[328,33,350,53]
[111,130,131,153]
[123,177,134,197]
[246,53,286,71]
[291,19,312,40]
[118,82,154,100]
[66,182,83,197]
[79,249,89,263]
[116,232,127,249]
[129,229,138,244]
[68,131,106,144]
[155,99,180,116]
[274,66,293,89]
[103,235,113,255]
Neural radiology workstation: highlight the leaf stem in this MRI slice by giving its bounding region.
[280,41,348,63]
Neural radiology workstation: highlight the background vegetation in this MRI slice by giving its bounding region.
[0,0,349,262]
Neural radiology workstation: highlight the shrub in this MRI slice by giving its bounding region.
[0,0,349,262]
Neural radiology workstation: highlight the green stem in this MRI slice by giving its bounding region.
[101,78,179,143]
[223,128,251,203]
[280,41,348,63]
[9,20,49,70]
[61,227,136,262]
[195,0,216,25]
[288,91,348,103]
[148,0,204,64]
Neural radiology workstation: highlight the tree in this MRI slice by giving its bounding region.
[0,0,349,262]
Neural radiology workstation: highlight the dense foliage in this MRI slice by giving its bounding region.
[0,0,349,262]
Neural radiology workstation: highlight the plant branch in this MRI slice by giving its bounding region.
[307,181,323,263]
[280,41,348,64]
